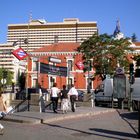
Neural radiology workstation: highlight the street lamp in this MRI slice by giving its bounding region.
[13,38,30,110]
[13,38,28,48]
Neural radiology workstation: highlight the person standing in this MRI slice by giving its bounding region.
[68,84,78,112]
[60,85,69,114]
[39,85,46,113]
[50,83,60,113]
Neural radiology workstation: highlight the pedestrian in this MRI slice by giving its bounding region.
[68,84,78,112]
[39,85,46,113]
[15,88,20,100]
[60,85,69,114]
[0,92,7,135]
[50,83,60,113]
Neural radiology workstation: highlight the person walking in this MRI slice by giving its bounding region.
[60,85,69,114]
[68,84,78,112]
[50,83,60,113]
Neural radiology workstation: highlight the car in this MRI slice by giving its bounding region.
[77,90,85,101]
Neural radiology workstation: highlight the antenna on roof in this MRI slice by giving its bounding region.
[29,11,33,22]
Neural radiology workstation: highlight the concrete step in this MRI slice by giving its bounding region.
[10,99,92,112]
[76,101,92,107]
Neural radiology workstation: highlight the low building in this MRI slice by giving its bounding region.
[27,42,95,91]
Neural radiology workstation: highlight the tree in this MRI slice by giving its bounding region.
[131,33,137,42]
[0,68,13,92]
[77,33,132,80]
[0,68,13,84]
[133,55,140,77]
[18,72,26,91]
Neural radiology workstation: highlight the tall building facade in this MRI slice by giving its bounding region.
[7,18,98,52]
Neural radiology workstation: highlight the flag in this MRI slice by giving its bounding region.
[76,61,84,70]
[12,47,28,60]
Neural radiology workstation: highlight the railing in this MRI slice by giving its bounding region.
[10,95,30,113]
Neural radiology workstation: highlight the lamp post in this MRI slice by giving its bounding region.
[13,38,30,110]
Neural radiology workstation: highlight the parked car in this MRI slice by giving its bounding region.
[94,78,116,106]
[77,90,84,101]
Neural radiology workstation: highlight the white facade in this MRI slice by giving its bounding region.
[0,43,26,83]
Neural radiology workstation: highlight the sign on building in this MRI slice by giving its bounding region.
[40,62,67,77]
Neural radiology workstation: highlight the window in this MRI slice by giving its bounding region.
[67,77,73,89]
[32,59,38,71]
[67,60,73,71]
[49,76,56,88]
[32,78,38,87]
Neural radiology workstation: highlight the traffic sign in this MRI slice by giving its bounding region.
[1,79,6,84]
[116,67,124,75]
[48,57,61,63]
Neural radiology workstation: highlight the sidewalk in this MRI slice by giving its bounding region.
[2,107,116,124]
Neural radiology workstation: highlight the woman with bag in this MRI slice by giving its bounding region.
[60,85,69,114]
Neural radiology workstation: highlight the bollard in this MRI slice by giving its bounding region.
[138,101,140,138]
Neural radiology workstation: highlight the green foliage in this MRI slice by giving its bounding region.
[77,33,132,79]
[133,55,140,66]
[18,72,26,91]
[0,68,13,86]
[131,33,137,42]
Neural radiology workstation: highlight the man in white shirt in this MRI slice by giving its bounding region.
[68,84,78,112]
[50,83,60,113]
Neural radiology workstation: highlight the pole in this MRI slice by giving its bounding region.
[26,13,30,111]
[138,101,140,138]
[87,60,91,93]
[67,61,70,89]
[128,83,133,112]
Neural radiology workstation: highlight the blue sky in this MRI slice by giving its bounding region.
[0,0,140,43]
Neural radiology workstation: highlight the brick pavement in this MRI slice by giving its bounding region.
[1,106,139,137]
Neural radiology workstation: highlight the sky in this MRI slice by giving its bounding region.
[0,0,140,43]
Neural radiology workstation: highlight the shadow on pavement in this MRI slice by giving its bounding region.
[117,110,138,135]
[119,111,138,120]
[44,123,136,140]
[90,128,136,139]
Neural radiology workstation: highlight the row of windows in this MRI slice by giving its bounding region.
[8,33,94,38]
[8,28,95,33]
[8,27,96,32]
[8,34,90,41]
[8,31,96,39]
